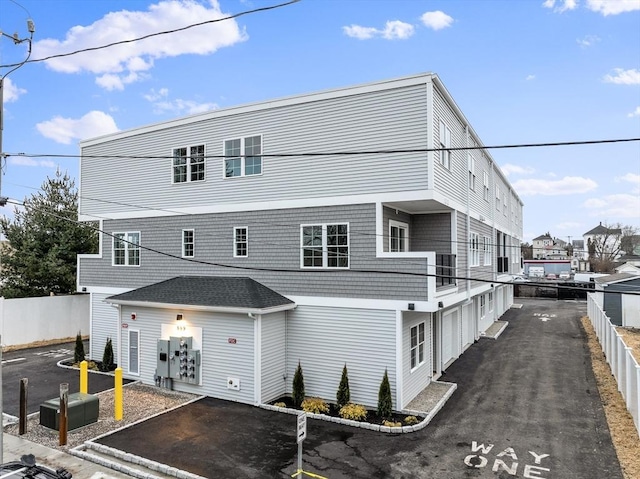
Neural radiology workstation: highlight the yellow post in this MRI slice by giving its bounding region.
[80,360,88,394]
[114,367,123,421]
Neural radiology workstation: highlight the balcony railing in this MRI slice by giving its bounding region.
[436,254,456,287]
[497,257,509,274]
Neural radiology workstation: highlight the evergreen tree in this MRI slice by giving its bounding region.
[74,331,85,364]
[336,364,350,408]
[377,369,392,419]
[102,337,115,371]
[292,361,305,408]
[0,170,98,298]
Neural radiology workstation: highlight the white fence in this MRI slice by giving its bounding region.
[587,293,640,437]
[1,294,90,348]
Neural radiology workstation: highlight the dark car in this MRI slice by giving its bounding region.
[0,455,72,479]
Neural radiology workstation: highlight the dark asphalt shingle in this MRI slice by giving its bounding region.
[106,276,294,310]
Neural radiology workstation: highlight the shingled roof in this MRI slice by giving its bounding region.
[584,222,622,236]
[106,276,295,313]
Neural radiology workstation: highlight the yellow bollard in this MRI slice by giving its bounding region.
[114,367,123,421]
[80,361,88,394]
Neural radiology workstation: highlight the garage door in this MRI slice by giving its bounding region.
[462,303,474,349]
[442,309,459,368]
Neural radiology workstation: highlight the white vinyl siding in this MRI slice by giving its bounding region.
[403,311,432,407]
[260,312,286,403]
[112,232,140,266]
[90,293,121,362]
[182,229,194,258]
[438,120,451,170]
[389,220,409,252]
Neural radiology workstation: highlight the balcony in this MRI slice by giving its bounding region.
[436,254,456,288]
[497,257,509,274]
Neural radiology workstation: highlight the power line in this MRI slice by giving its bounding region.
[0,0,301,69]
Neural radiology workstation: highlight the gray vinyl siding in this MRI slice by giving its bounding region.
[382,207,452,254]
[119,306,255,404]
[467,139,483,213]
[79,204,431,301]
[90,293,119,362]
[80,85,429,218]
[261,312,286,403]
[456,213,468,293]
[402,312,432,407]
[382,207,412,252]
[285,306,396,409]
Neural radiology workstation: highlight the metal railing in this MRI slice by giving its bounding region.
[587,293,640,437]
[497,257,509,273]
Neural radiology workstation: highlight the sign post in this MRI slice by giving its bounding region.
[297,413,307,474]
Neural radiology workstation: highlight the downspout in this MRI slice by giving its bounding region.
[465,125,471,301]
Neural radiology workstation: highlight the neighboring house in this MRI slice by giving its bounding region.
[532,234,566,259]
[614,255,640,274]
[584,222,623,261]
[77,73,524,411]
[594,273,640,328]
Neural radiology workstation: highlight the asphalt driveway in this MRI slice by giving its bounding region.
[94,298,622,478]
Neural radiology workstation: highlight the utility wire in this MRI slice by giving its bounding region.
[0,0,301,69]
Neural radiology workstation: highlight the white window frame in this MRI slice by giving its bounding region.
[468,155,476,191]
[389,220,409,253]
[469,232,480,267]
[223,135,263,178]
[488,291,494,312]
[300,223,349,269]
[128,329,140,376]
[172,144,205,183]
[112,232,141,266]
[182,229,194,258]
[483,171,490,201]
[234,226,248,258]
[495,186,501,211]
[410,322,426,370]
[483,235,492,266]
[503,193,507,216]
[480,294,486,319]
[439,120,451,170]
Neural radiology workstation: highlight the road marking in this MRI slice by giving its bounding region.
[464,441,551,478]
[1,358,26,364]
[34,348,73,358]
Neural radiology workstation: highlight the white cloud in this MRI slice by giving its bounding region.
[583,194,640,217]
[525,74,536,81]
[617,172,640,193]
[500,164,535,176]
[586,0,640,15]
[2,78,27,103]
[143,88,170,102]
[512,176,597,196]
[542,0,578,13]
[33,0,247,90]
[144,87,217,115]
[577,34,600,47]
[628,106,640,118]
[343,21,414,40]
[420,11,454,31]
[8,157,57,168]
[36,111,119,144]
[603,68,640,85]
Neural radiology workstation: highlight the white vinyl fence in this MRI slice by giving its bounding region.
[588,293,640,437]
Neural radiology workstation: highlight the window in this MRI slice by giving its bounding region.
[503,193,507,216]
[488,291,494,312]
[410,322,425,369]
[234,227,248,257]
[468,155,476,191]
[113,232,140,266]
[495,186,501,211]
[483,171,490,201]
[483,235,492,266]
[182,229,194,258]
[128,329,140,375]
[469,232,480,267]
[480,295,486,318]
[301,223,349,268]
[439,120,451,169]
[173,145,205,183]
[389,220,409,252]
[224,135,262,177]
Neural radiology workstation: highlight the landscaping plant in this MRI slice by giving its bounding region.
[74,331,85,364]
[102,337,115,372]
[292,361,305,408]
[339,403,367,421]
[336,363,350,408]
[302,397,329,414]
[377,368,392,419]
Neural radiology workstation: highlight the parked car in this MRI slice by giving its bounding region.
[558,271,571,280]
[512,275,530,282]
[0,455,72,478]
[546,273,557,280]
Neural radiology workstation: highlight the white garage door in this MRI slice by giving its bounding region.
[442,309,459,368]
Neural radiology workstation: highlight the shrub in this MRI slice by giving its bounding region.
[302,397,329,414]
[383,420,402,428]
[74,331,85,364]
[377,369,392,419]
[404,415,419,425]
[102,337,115,372]
[292,361,305,408]
[274,402,287,408]
[336,364,350,408]
[339,403,367,421]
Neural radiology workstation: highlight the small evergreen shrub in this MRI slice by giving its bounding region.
[292,361,305,408]
[302,397,329,414]
[377,369,392,419]
[383,420,402,428]
[336,364,350,408]
[102,337,115,372]
[339,403,367,421]
[404,415,419,425]
[74,331,85,364]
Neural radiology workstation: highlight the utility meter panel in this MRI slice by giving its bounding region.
[156,339,170,377]
[169,336,200,384]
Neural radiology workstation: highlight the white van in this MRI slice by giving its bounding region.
[529,266,545,278]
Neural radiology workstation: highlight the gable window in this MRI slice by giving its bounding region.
[410,322,425,370]
[234,227,248,257]
[128,329,140,375]
[468,155,476,191]
[173,145,205,183]
[469,232,480,267]
[182,229,194,258]
[389,220,409,252]
[224,135,262,178]
[439,120,451,170]
[113,232,140,266]
[483,235,492,266]
[483,171,490,201]
[301,223,349,269]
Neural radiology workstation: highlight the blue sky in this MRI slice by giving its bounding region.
[1,0,638,244]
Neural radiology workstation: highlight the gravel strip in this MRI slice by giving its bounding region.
[3,382,199,452]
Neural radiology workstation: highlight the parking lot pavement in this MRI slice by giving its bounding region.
[2,341,125,417]
[93,298,622,478]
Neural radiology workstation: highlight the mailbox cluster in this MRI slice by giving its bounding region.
[157,336,201,385]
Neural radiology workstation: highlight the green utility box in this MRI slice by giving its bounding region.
[39,392,99,431]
